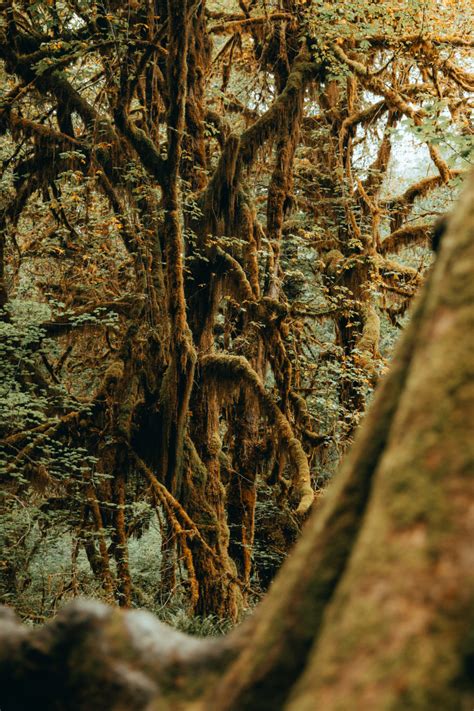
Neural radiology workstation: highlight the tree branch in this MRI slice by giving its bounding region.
[200,353,314,515]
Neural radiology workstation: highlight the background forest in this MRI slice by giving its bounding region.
[0,0,472,629]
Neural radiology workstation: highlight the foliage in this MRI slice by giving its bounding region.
[0,0,472,624]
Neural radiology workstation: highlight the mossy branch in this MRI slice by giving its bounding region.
[382,171,463,214]
[113,108,167,186]
[333,44,452,182]
[206,45,316,214]
[200,353,314,515]
[380,224,431,255]
[209,13,294,34]
[132,453,242,594]
[0,110,83,147]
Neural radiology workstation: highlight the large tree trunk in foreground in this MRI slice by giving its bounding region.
[1,173,473,709]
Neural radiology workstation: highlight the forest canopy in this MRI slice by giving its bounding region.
[0,0,472,626]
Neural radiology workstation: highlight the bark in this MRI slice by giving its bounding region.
[285,171,474,711]
[1,172,473,711]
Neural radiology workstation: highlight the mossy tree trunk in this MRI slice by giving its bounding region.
[1,171,473,711]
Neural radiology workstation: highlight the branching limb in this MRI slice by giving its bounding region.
[200,353,314,515]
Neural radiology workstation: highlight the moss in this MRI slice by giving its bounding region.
[102,359,125,387]
[200,352,313,515]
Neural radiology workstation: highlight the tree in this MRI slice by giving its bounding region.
[0,0,472,620]
[1,166,473,711]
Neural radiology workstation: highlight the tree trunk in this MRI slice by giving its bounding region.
[1,172,473,710]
